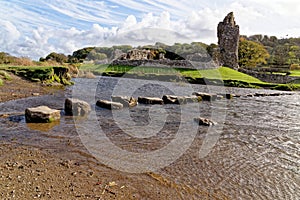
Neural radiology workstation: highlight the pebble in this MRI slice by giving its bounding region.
[71,172,77,176]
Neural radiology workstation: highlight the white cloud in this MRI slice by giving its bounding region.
[0,20,20,51]
[0,0,300,59]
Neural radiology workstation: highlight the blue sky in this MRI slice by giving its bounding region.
[0,0,300,59]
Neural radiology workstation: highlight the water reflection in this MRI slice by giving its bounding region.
[26,120,60,132]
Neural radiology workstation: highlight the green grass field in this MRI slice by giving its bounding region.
[79,64,300,90]
[80,64,264,83]
[178,67,264,83]
[289,70,300,77]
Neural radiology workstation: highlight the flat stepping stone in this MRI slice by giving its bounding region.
[65,98,91,116]
[96,100,123,110]
[138,97,164,105]
[162,95,201,104]
[25,106,60,123]
[217,93,235,99]
[111,96,137,107]
[192,92,217,101]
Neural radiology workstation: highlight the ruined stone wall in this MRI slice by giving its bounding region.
[238,68,298,84]
[217,12,239,69]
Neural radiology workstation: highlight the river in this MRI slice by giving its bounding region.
[0,76,299,199]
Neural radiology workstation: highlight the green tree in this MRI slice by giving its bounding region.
[271,44,290,65]
[42,52,68,63]
[71,47,95,62]
[238,38,270,67]
[87,51,107,60]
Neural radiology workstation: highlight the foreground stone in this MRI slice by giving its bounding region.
[138,97,164,105]
[111,96,137,107]
[25,106,60,123]
[194,117,216,126]
[162,95,201,104]
[192,92,217,101]
[65,98,91,116]
[96,100,123,110]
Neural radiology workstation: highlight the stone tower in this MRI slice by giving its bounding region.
[217,12,239,69]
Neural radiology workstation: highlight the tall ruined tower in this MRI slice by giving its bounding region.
[217,12,239,69]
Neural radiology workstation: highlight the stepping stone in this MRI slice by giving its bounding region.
[192,92,217,101]
[65,98,91,116]
[96,100,123,110]
[138,97,164,105]
[25,106,60,123]
[217,93,235,99]
[111,96,137,107]
[162,95,201,104]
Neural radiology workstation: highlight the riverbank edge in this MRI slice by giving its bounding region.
[81,69,298,91]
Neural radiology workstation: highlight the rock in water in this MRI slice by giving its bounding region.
[64,98,91,116]
[138,97,164,105]
[192,92,217,101]
[111,96,137,107]
[162,95,183,104]
[194,117,216,126]
[162,95,201,104]
[217,12,239,69]
[25,106,60,123]
[96,100,123,110]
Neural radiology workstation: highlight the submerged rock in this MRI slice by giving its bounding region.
[25,106,60,123]
[138,97,164,105]
[96,100,123,110]
[111,96,137,107]
[194,117,216,126]
[64,98,91,116]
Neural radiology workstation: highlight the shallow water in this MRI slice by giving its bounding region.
[0,76,299,199]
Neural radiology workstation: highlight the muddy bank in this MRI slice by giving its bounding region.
[0,144,195,200]
[0,73,62,103]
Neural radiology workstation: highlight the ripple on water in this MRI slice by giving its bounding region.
[0,76,299,199]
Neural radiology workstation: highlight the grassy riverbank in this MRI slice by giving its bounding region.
[79,64,300,90]
[1,63,300,91]
[0,65,73,86]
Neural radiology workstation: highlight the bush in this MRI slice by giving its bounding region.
[43,52,68,63]
[290,64,300,70]
[13,57,34,66]
[0,78,3,86]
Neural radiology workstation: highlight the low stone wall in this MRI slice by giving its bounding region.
[110,59,218,70]
[238,68,298,84]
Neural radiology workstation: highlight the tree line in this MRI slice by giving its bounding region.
[2,35,300,70]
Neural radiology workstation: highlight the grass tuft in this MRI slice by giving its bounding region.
[0,70,12,80]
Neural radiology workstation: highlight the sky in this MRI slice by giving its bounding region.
[0,0,300,60]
